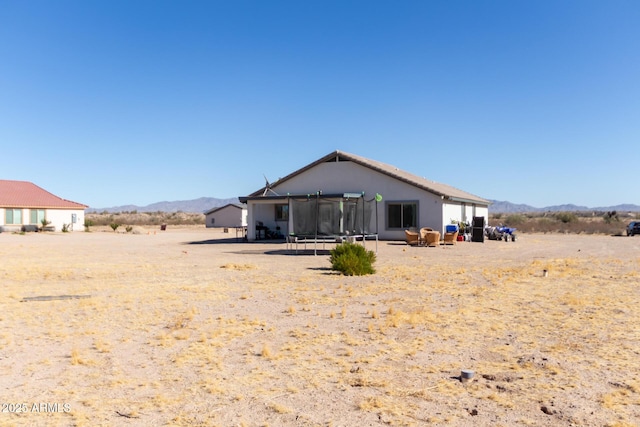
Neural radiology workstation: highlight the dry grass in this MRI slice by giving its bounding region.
[1,228,639,426]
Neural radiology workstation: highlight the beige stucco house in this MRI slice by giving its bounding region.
[239,150,490,241]
[205,203,247,229]
[0,180,87,232]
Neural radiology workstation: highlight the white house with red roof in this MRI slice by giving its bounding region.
[0,180,87,232]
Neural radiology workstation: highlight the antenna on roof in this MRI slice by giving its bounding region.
[262,174,279,196]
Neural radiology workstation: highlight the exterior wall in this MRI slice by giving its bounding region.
[246,200,288,240]
[246,160,489,241]
[473,205,489,226]
[47,209,85,231]
[441,202,491,234]
[255,161,447,241]
[0,208,85,232]
[442,203,464,234]
[205,206,247,228]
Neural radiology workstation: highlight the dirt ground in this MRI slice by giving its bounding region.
[1,227,639,426]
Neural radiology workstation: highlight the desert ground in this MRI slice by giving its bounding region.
[1,227,639,427]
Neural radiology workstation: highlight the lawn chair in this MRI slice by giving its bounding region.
[419,227,433,245]
[424,231,440,247]
[405,229,420,246]
[443,230,458,245]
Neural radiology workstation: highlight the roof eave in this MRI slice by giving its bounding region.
[443,196,491,205]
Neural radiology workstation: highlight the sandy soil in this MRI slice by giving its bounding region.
[1,227,639,426]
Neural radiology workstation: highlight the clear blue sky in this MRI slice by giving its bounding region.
[1,1,638,209]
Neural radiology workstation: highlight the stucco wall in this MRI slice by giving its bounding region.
[0,208,85,232]
[265,162,448,240]
[246,160,488,241]
[205,207,247,228]
[245,200,285,240]
[442,203,490,234]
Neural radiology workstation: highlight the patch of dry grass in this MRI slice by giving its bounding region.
[1,230,639,426]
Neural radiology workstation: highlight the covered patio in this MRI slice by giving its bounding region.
[241,192,380,254]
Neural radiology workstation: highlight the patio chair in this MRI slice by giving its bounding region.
[419,227,433,245]
[405,229,420,246]
[424,231,441,247]
[443,230,459,245]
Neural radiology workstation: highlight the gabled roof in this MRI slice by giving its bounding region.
[247,150,490,205]
[0,180,87,209]
[204,203,246,215]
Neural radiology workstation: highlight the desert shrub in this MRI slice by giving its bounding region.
[110,222,120,232]
[504,214,526,226]
[329,242,376,276]
[62,223,71,232]
[86,212,205,226]
[84,219,93,231]
[125,226,133,233]
[489,211,634,235]
[40,219,52,231]
[554,212,578,224]
[603,211,619,224]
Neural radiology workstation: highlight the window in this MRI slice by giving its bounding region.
[275,204,289,221]
[387,202,417,229]
[6,209,23,225]
[30,209,45,225]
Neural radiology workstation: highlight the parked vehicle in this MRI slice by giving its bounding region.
[627,221,640,236]
[485,225,517,242]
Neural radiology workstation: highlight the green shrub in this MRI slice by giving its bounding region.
[329,242,376,276]
[554,212,578,224]
[603,211,619,224]
[504,214,526,226]
[40,218,51,231]
[110,222,120,232]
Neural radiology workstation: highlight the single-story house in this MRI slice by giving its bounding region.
[0,180,87,232]
[204,203,247,228]
[239,150,490,241]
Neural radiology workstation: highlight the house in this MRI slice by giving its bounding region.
[0,180,87,232]
[239,150,490,241]
[204,203,247,229]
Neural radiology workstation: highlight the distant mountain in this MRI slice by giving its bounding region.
[89,197,640,214]
[490,200,640,214]
[88,197,240,214]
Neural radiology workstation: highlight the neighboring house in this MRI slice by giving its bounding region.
[239,150,490,241]
[0,180,87,232]
[204,203,247,228]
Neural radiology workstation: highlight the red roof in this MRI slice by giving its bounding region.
[0,180,87,209]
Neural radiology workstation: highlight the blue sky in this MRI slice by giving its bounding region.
[1,1,638,209]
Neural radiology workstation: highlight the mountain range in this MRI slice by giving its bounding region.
[87,197,240,214]
[88,198,640,214]
[488,200,640,214]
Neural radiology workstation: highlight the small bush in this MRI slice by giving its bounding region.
[62,223,71,232]
[40,218,52,231]
[603,211,619,224]
[110,222,120,232]
[554,212,578,224]
[329,242,376,276]
[504,214,526,226]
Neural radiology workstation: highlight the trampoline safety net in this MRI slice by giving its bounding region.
[289,195,377,237]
